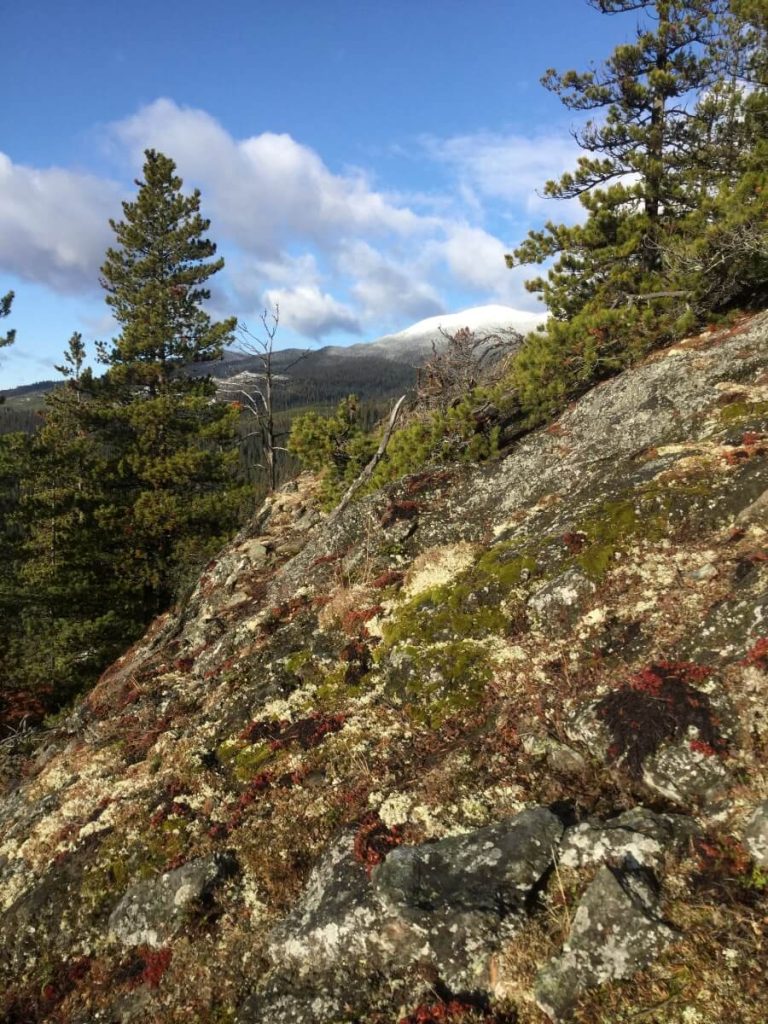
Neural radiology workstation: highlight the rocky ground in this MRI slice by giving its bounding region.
[1,313,767,1023]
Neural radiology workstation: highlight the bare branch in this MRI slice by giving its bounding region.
[330,395,407,519]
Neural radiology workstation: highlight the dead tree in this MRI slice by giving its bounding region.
[216,306,308,493]
[415,326,522,413]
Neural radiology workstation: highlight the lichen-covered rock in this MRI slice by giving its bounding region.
[527,567,596,634]
[744,802,768,868]
[535,866,677,1021]
[108,855,227,948]
[373,807,562,916]
[1,315,768,1022]
[268,808,563,999]
[559,808,698,870]
[267,834,385,975]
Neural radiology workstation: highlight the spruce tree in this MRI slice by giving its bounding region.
[96,150,244,616]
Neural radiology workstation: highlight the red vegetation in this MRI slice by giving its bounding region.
[240,710,345,751]
[341,605,384,635]
[120,946,173,989]
[371,569,405,589]
[561,530,587,554]
[353,812,404,875]
[403,469,452,495]
[0,687,52,736]
[381,498,421,527]
[743,637,768,669]
[398,999,515,1023]
[596,661,726,778]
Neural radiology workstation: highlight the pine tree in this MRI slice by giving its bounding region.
[504,0,762,423]
[16,335,144,705]
[508,0,729,319]
[95,150,245,615]
[0,290,15,351]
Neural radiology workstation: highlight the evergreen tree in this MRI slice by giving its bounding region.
[95,150,245,615]
[508,0,729,319]
[0,431,32,732]
[16,335,144,705]
[505,0,764,422]
[0,290,15,351]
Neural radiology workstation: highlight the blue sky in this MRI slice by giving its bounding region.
[1,0,633,387]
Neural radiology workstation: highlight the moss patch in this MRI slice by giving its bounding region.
[381,640,493,729]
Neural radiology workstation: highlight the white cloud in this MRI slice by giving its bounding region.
[111,99,432,257]
[427,130,582,214]
[0,153,119,293]
[262,285,361,338]
[338,241,444,327]
[0,101,564,358]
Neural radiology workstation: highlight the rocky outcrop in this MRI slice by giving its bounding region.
[1,314,767,1023]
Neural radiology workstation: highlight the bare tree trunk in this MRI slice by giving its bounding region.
[330,395,407,520]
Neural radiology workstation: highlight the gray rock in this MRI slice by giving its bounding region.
[535,866,676,1021]
[528,567,596,634]
[269,808,563,993]
[108,856,225,948]
[559,808,698,870]
[744,801,768,868]
[268,834,385,975]
[374,807,563,916]
[567,700,731,805]
[642,742,729,805]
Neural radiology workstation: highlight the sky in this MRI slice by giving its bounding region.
[1,0,637,388]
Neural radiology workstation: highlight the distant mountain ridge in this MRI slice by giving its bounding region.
[0,304,546,405]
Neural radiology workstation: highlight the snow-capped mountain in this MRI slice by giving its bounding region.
[330,304,547,364]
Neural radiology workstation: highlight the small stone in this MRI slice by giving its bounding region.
[687,563,718,582]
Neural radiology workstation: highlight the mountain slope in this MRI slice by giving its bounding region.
[1,314,767,1024]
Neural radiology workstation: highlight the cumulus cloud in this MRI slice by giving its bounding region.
[338,241,444,327]
[0,153,119,293]
[111,99,431,258]
[1,99,561,354]
[262,285,362,338]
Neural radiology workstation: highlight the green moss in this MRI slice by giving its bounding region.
[233,742,273,781]
[718,399,768,425]
[379,541,539,654]
[383,640,493,728]
[569,474,718,580]
[475,544,539,588]
[216,737,246,765]
[284,649,312,675]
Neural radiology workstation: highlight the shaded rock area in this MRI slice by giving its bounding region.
[1,314,768,1023]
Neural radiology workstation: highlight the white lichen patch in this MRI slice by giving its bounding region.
[403,543,480,599]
